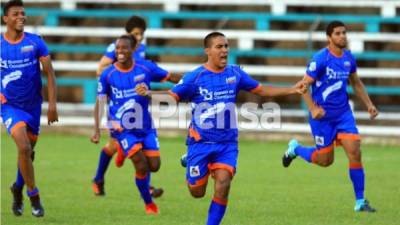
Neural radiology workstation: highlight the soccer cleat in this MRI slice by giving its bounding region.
[354,199,376,212]
[282,139,299,167]
[149,186,164,198]
[145,202,159,215]
[30,195,44,217]
[10,183,24,216]
[115,148,126,168]
[92,180,105,196]
[180,153,187,168]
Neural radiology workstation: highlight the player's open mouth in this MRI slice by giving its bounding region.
[117,54,126,60]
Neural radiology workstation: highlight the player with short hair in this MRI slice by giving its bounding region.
[136,31,306,224]
[91,34,177,214]
[1,0,58,217]
[91,15,178,197]
[282,21,378,212]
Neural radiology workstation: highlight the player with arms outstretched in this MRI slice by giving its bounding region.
[137,32,306,224]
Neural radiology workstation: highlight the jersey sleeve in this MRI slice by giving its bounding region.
[349,52,357,74]
[103,42,116,61]
[236,66,260,92]
[145,60,169,82]
[97,69,110,97]
[305,53,324,80]
[36,36,49,58]
[170,73,195,101]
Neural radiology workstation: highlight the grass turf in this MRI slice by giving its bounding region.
[1,133,399,225]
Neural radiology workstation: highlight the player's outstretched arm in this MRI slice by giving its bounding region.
[167,72,182,84]
[253,80,307,97]
[40,56,59,125]
[349,73,379,119]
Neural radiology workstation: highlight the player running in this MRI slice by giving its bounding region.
[136,31,306,225]
[1,0,59,217]
[91,15,179,197]
[282,21,378,212]
[91,35,180,214]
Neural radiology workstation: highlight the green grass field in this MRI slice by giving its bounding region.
[1,133,399,225]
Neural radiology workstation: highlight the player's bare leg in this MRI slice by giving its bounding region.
[341,139,376,212]
[11,125,44,217]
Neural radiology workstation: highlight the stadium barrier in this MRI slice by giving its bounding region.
[25,8,400,32]
[22,0,400,18]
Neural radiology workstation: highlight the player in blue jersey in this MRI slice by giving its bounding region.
[1,0,58,217]
[282,21,378,212]
[136,31,306,225]
[91,15,177,197]
[91,35,180,214]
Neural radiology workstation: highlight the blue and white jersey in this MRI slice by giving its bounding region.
[171,64,260,144]
[97,60,168,135]
[306,48,357,118]
[104,41,146,61]
[0,32,49,110]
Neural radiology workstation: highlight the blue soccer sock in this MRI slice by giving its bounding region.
[135,172,153,205]
[294,145,317,163]
[93,148,113,183]
[15,167,25,188]
[206,197,227,225]
[349,162,365,200]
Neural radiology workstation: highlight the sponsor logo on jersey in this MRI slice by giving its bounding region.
[226,76,236,84]
[199,87,213,101]
[344,61,351,67]
[0,58,8,68]
[2,70,22,88]
[21,45,34,53]
[134,74,145,82]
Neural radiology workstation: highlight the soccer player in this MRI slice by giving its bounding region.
[91,15,177,197]
[91,35,178,214]
[1,0,58,217]
[282,21,378,212]
[136,31,306,224]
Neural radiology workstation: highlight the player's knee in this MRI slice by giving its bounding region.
[318,158,334,167]
[189,188,206,198]
[18,144,33,158]
[148,158,161,172]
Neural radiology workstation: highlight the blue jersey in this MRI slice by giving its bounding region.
[97,60,168,135]
[104,41,146,61]
[171,64,260,144]
[0,32,49,110]
[306,48,357,119]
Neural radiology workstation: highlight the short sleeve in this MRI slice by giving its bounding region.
[144,60,169,82]
[236,66,260,92]
[349,53,357,74]
[97,69,110,97]
[36,36,49,58]
[103,42,116,61]
[305,53,324,80]
[170,73,196,101]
